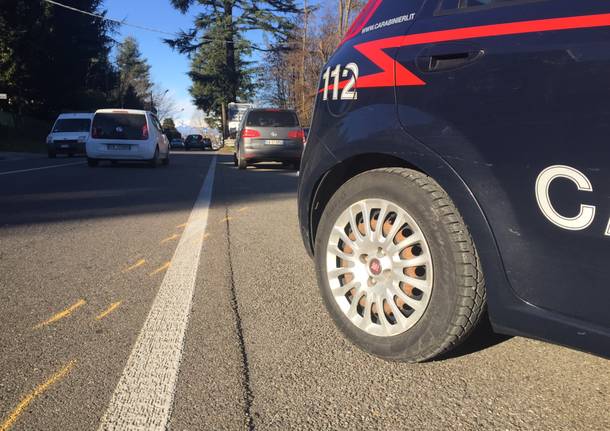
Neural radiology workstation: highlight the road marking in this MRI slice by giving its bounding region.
[96,302,122,321]
[0,360,76,431]
[33,299,86,329]
[123,259,146,273]
[149,261,171,276]
[159,233,180,245]
[220,216,233,224]
[0,161,82,176]
[237,207,249,213]
[176,222,188,229]
[99,156,217,431]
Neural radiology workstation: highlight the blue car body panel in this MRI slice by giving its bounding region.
[298,0,610,357]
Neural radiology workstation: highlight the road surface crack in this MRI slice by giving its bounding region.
[225,207,255,431]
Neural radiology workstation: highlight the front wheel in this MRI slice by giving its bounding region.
[314,168,486,362]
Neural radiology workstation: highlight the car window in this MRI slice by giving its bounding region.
[53,119,91,133]
[186,135,202,142]
[440,0,534,10]
[91,113,148,140]
[246,111,299,128]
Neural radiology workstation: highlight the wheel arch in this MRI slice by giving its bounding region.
[307,147,512,327]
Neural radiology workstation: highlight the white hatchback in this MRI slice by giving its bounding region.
[86,109,170,167]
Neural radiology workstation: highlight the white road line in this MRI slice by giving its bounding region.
[0,161,82,176]
[99,156,217,431]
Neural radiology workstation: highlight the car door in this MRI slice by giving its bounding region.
[395,0,610,327]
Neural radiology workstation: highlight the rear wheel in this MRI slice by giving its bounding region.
[237,152,248,170]
[149,146,159,168]
[162,150,170,166]
[314,168,485,362]
[87,158,98,167]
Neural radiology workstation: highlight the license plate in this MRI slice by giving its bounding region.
[266,140,283,145]
[61,144,69,149]
[108,144,129,151]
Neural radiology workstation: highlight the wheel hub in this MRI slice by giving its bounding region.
[326,198,434,337]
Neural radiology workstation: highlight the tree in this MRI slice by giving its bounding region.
[162,118,176,129]
[258,1,366,125]
[151,85,179,120]
[116,36,152,109]
[0,0,116,118]
[167,0,300,136]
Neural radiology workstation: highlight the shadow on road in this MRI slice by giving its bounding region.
[0,154,298,228]
[435,315,513,361]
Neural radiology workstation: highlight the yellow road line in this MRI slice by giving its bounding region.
[0,360,76,431]
[160,234,180,245]
[123,259,146,273]
[33,300,86,329]
[96,301,122,321]
[220,216,233,224]
[237,207,250,213]
[176,222,188,229]
[149,261,171,276]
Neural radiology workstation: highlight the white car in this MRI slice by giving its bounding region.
[46,113,93,158]
[86,109,170,167]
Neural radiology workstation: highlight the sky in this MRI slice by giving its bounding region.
[102,0,315,128]
[103,0,203,127]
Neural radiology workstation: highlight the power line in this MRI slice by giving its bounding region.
[42,0,234,44]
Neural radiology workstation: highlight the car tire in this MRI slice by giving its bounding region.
[48,151,56,159]
[149,146,159,168]
[314,168,486,362]
[87,158,98,167]
[162,151,170,166]
[237,154,248,170]
[233,153,238,167]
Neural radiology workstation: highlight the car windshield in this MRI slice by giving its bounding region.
[92,113,147,140]
[246,111,299,127]
[186,135,202,142]
[53,118,91,133]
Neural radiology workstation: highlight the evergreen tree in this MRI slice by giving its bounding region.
[167,0,299,135]
[116,37,152,109]
[0,0,116,117]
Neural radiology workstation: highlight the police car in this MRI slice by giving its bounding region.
[298,0,610,362]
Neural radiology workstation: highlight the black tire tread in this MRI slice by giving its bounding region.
[374,167,486,361]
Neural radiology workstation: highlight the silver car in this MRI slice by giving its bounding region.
[234,109,304,170]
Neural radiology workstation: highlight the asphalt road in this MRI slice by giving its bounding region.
[0,152,608,431]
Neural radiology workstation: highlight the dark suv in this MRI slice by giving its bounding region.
[185,135,214,150]
[298,0,610,362]
[234,109,304,170]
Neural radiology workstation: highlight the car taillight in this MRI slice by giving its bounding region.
[142,124,149,139]
[241,128,261,138]
[288,129,305,140]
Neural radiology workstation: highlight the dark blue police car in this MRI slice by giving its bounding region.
[298,0,610,362]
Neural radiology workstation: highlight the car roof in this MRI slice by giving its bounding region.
[94,109,150,115]
[247,108,297,114]
[56,113,93,120]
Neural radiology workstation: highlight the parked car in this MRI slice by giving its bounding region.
[234,108,304,170]
[184,134,205,151]
[46,113,93,158]
[86,109,170,167]
[298,0,610,362]
[170,138,185,149]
